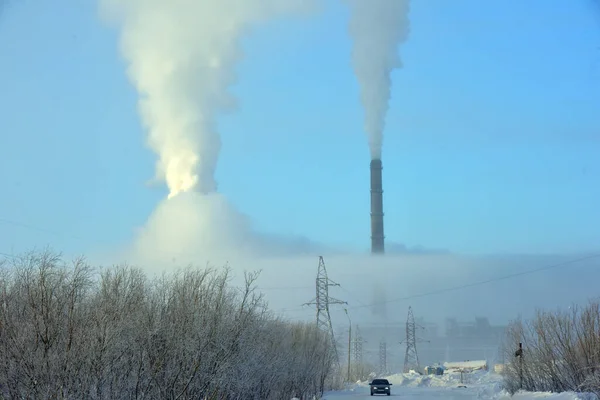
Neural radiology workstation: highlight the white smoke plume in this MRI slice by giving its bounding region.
[129,191,327,269]
[345,0,410,159]
[99,0,314,198]
[99,0,319,263]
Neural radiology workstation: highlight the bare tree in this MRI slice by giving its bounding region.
[0,250,338,399]
[502,299,600,397]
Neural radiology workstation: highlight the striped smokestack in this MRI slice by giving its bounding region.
[370,158,384,254]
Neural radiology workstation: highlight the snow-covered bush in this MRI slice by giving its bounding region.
[501,301,600,397]
[0,250,337,399]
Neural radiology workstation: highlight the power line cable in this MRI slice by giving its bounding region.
[3,217,600,315]
[0,217,80,239]
[338,285,370,308]
[274,252,600,316]
[345,252,600,311]
[257,285,312,291]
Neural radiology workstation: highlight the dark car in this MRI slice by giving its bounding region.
[369,378,392,396]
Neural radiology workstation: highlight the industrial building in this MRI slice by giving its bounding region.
[336,316,506,372]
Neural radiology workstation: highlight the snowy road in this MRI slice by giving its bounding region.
[324,385,483,399]
[321,370,501,400]
[322,371,593,400]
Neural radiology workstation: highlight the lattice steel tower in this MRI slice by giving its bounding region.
[402,306,421,373]
[379,341,388,375]
[352,325,364,365]
[305,256,346,364]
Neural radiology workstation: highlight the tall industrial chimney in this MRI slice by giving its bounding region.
[370,159,385,254]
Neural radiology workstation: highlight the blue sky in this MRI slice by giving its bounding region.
[1,0,599,258]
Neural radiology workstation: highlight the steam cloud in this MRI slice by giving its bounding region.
[371,282,388,319]
[100,0,313,198]
[100,0,317,262]
[345,0,410,159]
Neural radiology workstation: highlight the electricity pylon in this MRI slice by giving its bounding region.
[379,341,388,376]
[401,306,428,373]
[350,324,368,380]
[352,324,365,365]
[304,256,347,366]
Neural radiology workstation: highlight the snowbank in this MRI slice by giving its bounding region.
[386,369,499,388]
[348,369,501,390]
[488,390,598,400]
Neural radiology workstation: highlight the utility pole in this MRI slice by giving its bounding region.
[344,309,351,382]
[401,306,428,373]
[379,340,387,376]
[304,256,347,369]
[515,342,523,390]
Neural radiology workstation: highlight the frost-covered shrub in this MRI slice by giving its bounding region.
[0,250,338,399]
[501,301,600,397]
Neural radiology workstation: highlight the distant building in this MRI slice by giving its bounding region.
[424,366,444,375]
[444,360,488,372]
[445,317,505,340]
[446,317,506,340]
[494,364,506,374]
[336,316,506,371]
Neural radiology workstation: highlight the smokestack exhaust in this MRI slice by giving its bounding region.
[370,159,385,254]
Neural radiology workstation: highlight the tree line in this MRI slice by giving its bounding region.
[0,251,339,399]
[501,299,600,397]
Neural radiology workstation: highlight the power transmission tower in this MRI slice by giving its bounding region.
[304,256,347,366]
[379,340,388,376]
[350,324,368,380]
[352,324,365,365]
[401,306,428,373]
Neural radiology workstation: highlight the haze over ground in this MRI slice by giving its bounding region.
[1,0,599,327]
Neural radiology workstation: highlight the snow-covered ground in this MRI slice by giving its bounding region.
[322,370,598,400]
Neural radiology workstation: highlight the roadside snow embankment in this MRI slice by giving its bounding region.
[488,390,598,400]
[367,370,502,389]
[340,370,502,393]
